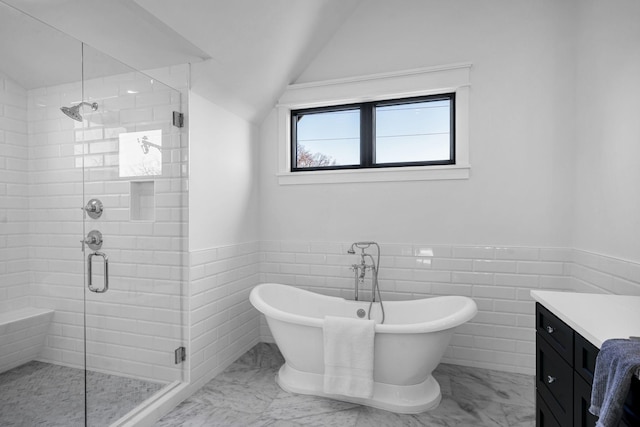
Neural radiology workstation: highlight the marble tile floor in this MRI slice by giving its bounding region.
[0,361,164,427]
[156,343,535,427]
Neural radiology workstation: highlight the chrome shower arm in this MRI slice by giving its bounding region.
[79,101,99,110]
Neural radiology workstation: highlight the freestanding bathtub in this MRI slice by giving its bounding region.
[249,283,477,413]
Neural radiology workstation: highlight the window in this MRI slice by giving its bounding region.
[291,94,454,172]
[277,63,471,184]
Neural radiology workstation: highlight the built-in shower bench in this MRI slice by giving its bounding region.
[0,307,54,375]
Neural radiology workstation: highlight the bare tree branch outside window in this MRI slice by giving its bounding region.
[296,144,337,168]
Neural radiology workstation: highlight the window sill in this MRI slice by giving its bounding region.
[277,164,470,185]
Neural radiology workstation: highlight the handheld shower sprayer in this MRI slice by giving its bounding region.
[347,241,377,254]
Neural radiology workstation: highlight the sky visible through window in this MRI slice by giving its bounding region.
[296,99,451,167]
[376,100,450,163]
[296,109,360,166]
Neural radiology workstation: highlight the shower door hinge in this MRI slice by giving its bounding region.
[174,346,186,364]
[172,111,184,128]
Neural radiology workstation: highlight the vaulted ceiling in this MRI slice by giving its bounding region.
[0,0,361,122]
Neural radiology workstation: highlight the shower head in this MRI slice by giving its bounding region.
[60,102,98,122]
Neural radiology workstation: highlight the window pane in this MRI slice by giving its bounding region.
[375,99,451,164]
[295,109,360,168]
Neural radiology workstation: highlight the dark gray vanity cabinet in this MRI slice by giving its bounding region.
[536,303,575,426]
[535,303,640,427]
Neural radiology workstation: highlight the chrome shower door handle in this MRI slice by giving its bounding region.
[88,251,109,293]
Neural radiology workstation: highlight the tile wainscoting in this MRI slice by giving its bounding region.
[252,242,640,375]
[257,242,574,375]
[71,241,638,395]
[188,242,261,389]
[569,249,640,296]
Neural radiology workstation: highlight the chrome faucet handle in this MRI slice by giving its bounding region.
[81,230,103,251]
[83,199,103,219]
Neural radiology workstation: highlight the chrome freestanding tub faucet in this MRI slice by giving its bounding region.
[347,241,385,323]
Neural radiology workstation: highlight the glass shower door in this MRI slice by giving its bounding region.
[0,3,87,425]
[0,3,187,425]
[80,44,188,426]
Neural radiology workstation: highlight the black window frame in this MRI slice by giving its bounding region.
[290,93,455,172]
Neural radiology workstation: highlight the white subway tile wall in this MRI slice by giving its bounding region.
[28,80,86,370]
[258,242,577,375]
[0,72,30,313]
[23,66,188,383]
[254,243,640,374]
[188,242,261,389]
[570,249,640,296]
[12,237,622,383]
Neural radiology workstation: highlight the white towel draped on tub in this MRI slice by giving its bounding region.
[322,315,375,399]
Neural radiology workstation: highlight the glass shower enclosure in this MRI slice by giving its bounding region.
[0,3,188,426]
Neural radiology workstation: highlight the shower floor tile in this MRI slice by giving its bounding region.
[156,343,535,427]
[0,361,164,427]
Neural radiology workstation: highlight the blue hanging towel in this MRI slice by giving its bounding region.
[590,338,640,427]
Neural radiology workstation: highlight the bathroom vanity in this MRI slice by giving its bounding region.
[531,291,640,427]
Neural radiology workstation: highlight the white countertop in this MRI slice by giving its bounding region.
[530,290,640,349]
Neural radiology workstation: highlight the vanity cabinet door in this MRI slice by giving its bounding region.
[537,335,573,426]
[537,392,562,427]
[574,372,598,427]
[574,333,598,385]
[536,303,574,363]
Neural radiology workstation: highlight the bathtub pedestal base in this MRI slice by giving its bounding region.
[276,363,442,414]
